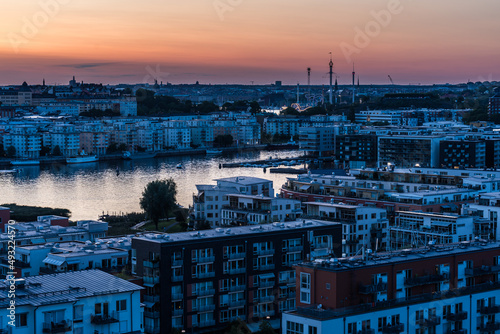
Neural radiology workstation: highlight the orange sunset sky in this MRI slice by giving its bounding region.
[1,0,499,86]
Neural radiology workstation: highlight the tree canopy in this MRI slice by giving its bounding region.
[140,179,178,230]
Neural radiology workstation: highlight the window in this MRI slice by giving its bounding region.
[286,321,304,334]
[16,313,28,327]
[300,272,311,304]
[116,299,127,311]
[74,305,83,322]
[308,326,318,334]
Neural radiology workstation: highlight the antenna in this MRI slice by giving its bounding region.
[329,52,333,105]
[352,63,356,104]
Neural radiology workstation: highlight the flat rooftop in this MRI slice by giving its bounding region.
[133,219,341,244]
[215,176,272,185]
[297,240,500,272]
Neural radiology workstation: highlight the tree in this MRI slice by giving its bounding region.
[256,320,275,334]
[40,145,51,156]
[140,179,177,230]
[0,145,5,157]
[52,145,62,156]
[6,146,16,158]
[214,134,234,147]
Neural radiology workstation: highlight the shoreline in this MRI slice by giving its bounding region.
[0,144,299,168]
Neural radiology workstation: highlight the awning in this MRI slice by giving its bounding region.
[66,258,81,265]
[43,257,65,266]
[143,301,155,308]
[31,238,46,244]
[432,221,451,227]
[258,273,275,280]
[300,185,311,191]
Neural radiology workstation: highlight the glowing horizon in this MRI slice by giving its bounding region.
[1,0,499,86]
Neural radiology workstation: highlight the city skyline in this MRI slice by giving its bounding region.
[1,0,499,86]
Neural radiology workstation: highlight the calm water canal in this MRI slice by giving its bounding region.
[0,150,302,221]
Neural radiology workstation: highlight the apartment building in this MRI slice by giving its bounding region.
[469,192,500,240]
[220,194,302,226]
[335,134,378,168]
[439,139,487,168]
[49,123,81,156]
[132,219,342,334]
[2,125,42,158]
[304,202,389,256]
[0,270,143,334]
[192,176,274,227]
[377,135,445,168]
[283,241,500,334]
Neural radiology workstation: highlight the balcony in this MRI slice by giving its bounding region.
[226,267,246,275]
[143,260,159,268]
[144,325,161,334]
[228,300,246,307]
[315,242,330,248]
[254,264,275,271]
[254,295,275,303]
[284,245,303,253]
[479,322,500,333]
[42,320,72,333]
[227,252,246,260]
[404,274,448,287]
[357,329,375,334]
[255,249,275,256]
[193,255,215,264]
[144,311,160,319]
[381,323,404,334]
[359,283,388,294]
[445,330,467,334]
[444,310,468,321]
[417,316,441,328]
[285,259,303,266]
[171,259,183,267]
[229,285,246,292]
[144,295,160,303]
[193,272,215,279]
[172,309,183,316]
[194,320,216,328]
[172,275,184,282]
[465,265,500,277]
[193,289,215,297]
[254,310,275,318]
[193,304,216,312]
[479,305,500,315]
[91,312,119,325]
[143,276,160,285]
[171,293,184,301]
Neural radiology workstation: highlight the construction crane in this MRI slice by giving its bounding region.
[388,75,394,85]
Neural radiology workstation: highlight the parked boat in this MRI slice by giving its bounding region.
[0,169,19,174]
[206,149,223,155]
[176,163,183,169]
[11,160,40,166]
[66,155,98,164]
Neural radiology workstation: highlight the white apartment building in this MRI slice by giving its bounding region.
[305,202,389,256]
[164,121,191,149]
[469,192,500,240]
[192,176,274,227]
[220,194,302,226]
[49,123,80,156]
[0,270,143,334]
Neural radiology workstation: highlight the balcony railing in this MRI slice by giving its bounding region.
[359,283,388,294]
[172,309,183,316]
[171,259,183,267]
[357,329,375,334]
[254,310,275,318]
[479,322,500,333]
[193,256,215,264]
[255,281,275,288]
[193,289,215,297]
[144,325,161,334]
[144,311,160,319]
[226,267,246,274]
[144,295,160,303]
[255,249,275,256]
[254,295,275,303]
[171,293,184,300]
[445,311,468,321]
[143,260,159,268]
[417,316,441,328]
[465,265,500,277]
[285,259,303,266]
[381,323,404,334]
[404,274,448,287]
[284,246,303,253]
[479,305,500,315]
[229,285,246,292]
[193,320,216,328]
[91,312,119,325]
[193,272,215,279]
[143,276,160,285]
[445,329,467,334]
[42,320,72,333]
[254,264,275,271]
[227,252,246,260]
[228,300,246,307]
[193,304,215,312]
[172,275,183,282]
